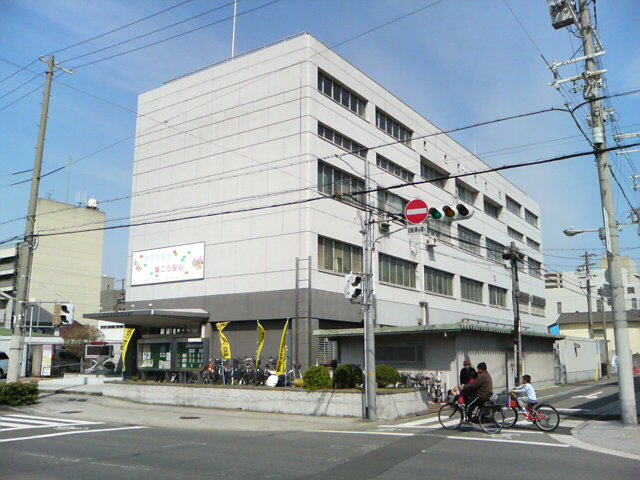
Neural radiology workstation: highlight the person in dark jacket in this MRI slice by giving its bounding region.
[459,360,477,385]
[461,362,493,421]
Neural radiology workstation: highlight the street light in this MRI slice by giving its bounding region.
[563,227,606,241]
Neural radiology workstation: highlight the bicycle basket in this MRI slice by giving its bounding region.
[446,393,456,404]
[492,392,510,406]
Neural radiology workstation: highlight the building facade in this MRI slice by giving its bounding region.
[124,34,546,369]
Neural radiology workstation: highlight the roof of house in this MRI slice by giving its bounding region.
[314,321,562,340]
[556,310,640,325]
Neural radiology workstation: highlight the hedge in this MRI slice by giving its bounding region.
[303,366,332,391]
[0,382,39,406]
[333,364,364,389]
[376,364,401,388]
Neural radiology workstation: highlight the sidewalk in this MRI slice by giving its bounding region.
[567,420,640,461]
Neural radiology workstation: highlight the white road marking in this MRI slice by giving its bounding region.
[555,408,589,413]
[380,417,441,427]
[4,414,91,423]
[0,415,102,432]
[550,434,640,462]
[572,391,602,400]
[445,436,570,448]
[312,430,414,437]
[0,426,147,443]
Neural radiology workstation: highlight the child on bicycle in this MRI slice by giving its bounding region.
[512,374,537,416]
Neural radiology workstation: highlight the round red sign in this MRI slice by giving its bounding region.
[405,199,428,225]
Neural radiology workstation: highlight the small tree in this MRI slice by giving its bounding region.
[63,324,103,359]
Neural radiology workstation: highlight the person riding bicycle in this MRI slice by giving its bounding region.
[511,374,537,416]
[459,359,477,386]
[461,362,493,421]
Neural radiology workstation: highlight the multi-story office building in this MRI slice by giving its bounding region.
[117,34,545,369]
[0,245,18,327]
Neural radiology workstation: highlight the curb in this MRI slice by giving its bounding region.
[38,388,103,397]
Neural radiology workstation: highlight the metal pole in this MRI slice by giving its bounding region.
[600,290,611,378]
[231,0,238,58]
[578,0,637,425]
[7,55,56,383]
[363,150,377,420]
[507,242,522,386]
[584,252,594,338]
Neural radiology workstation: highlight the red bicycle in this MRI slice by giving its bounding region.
[502,392,560,432]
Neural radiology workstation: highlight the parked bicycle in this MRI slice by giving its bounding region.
[438,389,505,434]
[501,392,560,432]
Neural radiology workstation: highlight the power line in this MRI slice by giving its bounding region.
[0,58,39,86]
[0,82,44,113]
[0,72,43,101]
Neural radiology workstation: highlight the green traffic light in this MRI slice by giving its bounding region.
[429,207,442,219]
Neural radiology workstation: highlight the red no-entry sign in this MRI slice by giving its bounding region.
[405,199,429,225]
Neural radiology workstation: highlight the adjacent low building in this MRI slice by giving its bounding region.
[89,33,546,376]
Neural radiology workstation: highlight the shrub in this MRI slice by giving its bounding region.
[333,364,364,389]
[303,366,332,391]
[0,382,39,406]
[376,364,400,388]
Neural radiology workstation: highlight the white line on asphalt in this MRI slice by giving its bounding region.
[0,426,147,443]
[555,408,589,413]
[311,430,414,437]
[4,414,97,424]
[380,417,440,427]
[445,436,570,448]
[549,434,640,462]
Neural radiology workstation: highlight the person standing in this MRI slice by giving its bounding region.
[459,359,477,385]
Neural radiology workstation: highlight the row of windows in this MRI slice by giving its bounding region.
[318,71,367,117]
[377,190,408,216]
[318,236,362,275]
[317,161,365,205]
[379,253,416,288]
[376,153,414,183]
[426,267,507,308]
[458,225,482,256]
[376,108,413,145]
[420,158,447,188]
[318,123,367,159]
[506,195,539,227]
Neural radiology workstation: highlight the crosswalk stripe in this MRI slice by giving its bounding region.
[381,417,441,427]
[0,415,103,432]
[4,414,92,424]
[0,417,65,426]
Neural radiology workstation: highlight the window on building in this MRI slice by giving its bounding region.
[427,220,451,243]
[317,70,367,117]
[376,154,414,182]
[317,337,338,365]
[317,161,365,205]
[557,301,562,314]
[627,286,636,294]
[420,156,448,188]
[506,195,522,216]
[525,209,539,227]
[518,292,530,314]
[531,296,546,316]
[507,227,524,241]
[458,225,481,255]
[318,123,367,159]
[527,238,541,251]
[377,190,408,216]
[528,258,542,279]
[486,238,505,263]
[632,298,638,310]
[379,253,416,288]
[318,236,362,275]
[484,198,501,219]
[489,285,507,308]
[377,345,424,363]
[456,181,477,204]
[425,267,454,297]
[461,277,483,303]
[596,299,603,312]
[376,108,413,146]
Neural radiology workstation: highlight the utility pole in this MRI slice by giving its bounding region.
[362,150,377,420]
[6,55,69,382]
[549,0,637,425]
[503,242,524,387]
[578,251,596,338]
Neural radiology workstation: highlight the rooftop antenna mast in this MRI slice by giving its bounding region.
[231,0,238,58]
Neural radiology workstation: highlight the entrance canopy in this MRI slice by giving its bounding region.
[84,308,210,329]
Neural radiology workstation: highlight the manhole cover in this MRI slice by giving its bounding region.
[76,399,87,402]
[179,416,201,420]
[59,410,82,414]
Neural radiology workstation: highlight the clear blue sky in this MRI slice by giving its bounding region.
[0,0,638,282]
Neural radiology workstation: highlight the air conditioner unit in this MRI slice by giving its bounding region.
[379,221,391,234]
[424,236,437,247]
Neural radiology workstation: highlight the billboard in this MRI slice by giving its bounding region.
[131,242,205,286]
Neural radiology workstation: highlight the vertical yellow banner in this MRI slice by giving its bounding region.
[121,328,135,373]
[256,321,265,368]
[276,319,289,375]
[217,322,232,360]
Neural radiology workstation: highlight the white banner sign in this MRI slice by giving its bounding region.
[41,344,52,377]
[131,242,205,286]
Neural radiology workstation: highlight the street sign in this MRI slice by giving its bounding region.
[405,199,428,225]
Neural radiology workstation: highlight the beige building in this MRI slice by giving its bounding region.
[27,198,105,326]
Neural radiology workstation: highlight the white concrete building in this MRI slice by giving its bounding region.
[116,34,545,369]
[545,256,640,325]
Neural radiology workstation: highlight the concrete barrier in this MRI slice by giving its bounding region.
[102,382,429,420]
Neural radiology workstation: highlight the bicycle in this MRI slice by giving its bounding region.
[502,392,560,432]
[438,390,505,434]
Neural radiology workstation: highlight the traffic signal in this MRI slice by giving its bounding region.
[59,303,75,324]
[428,203,474,221]
[344,273,363,302]
[53,304,62,326]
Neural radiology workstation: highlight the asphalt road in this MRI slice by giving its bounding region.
[0,380,638,479]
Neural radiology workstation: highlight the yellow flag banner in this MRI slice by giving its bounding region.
[276,319,289,375]
[121,328,135,373]
[217,322,232,360]
[256,321,265,368]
